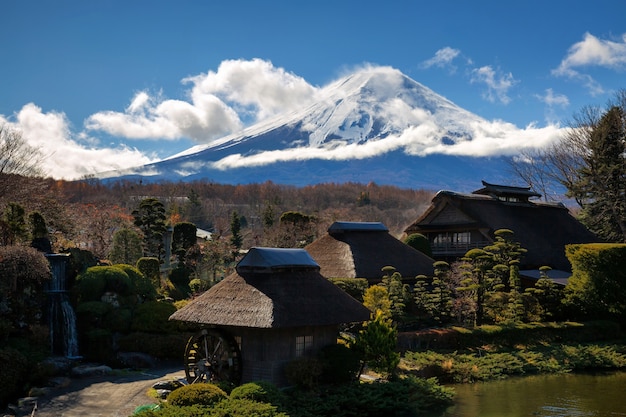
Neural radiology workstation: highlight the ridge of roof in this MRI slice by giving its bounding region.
[328,221,388,233]
[236,247,320,274]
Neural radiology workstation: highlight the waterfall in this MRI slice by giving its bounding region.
[45,254,80,358]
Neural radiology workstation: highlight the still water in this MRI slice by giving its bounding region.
[434,371,626,417]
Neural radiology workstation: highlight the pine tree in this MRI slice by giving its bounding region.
[574,106,626,242]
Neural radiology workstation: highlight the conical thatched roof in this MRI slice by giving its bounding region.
[305,221,435,280]
[169,247,370,328]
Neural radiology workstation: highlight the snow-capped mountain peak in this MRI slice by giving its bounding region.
[97,66,539,190]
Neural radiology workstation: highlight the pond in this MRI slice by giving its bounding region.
[432,371,626,417]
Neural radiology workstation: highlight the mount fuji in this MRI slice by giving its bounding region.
[98,67,541,192]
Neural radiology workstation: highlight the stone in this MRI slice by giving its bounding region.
[117,351,157,369]
[71,364,112,377]
[152,379,184,391]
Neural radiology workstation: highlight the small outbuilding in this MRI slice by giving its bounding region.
[305,221,435,284]
[169,247,371,387]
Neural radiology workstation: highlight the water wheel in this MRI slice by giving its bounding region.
[184,328,242,385]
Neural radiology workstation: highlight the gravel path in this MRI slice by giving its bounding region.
[31,366,186,417]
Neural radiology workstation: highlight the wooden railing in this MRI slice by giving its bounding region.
[431,241,488,256]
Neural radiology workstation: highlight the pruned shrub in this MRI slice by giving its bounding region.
[76,265,132,302]
[285,357,324,390]
[118,332,191,359]
[211,398,288,416]
[136,257,161,289]
[230,381,285,406]
[167,383,227,407]
[328,278,369,301]
[131,301,178,333]
[115,264,157,302]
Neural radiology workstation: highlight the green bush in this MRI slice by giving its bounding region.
[115,264,157,301]
[284,357,324,390]
[230,381,285,406]
[318,343,361,384]
[117,332,191,360]
[403,233,433,257]
[76,265,133,302]
[283,377,453,417]
[136,257,161,289]
[0,348,28,408]
[167,383,227,407]
[76,301,113,331]
[104,308,132,333]
[131,301,178,333]
[133,404,209,417]
[328,278,369,301]
[211,398,288,416]
[83,328,114,362]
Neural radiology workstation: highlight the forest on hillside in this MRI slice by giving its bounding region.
[0,174,435,260]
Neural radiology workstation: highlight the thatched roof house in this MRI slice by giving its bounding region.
[305,221,435,283]
[169,247,370,386]
[404,181,598,273]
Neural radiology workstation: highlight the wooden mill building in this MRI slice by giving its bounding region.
[404,181,598,283]
[305,221,435,284]
[169,247,370,387]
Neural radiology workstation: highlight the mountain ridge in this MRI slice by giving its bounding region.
[97,67,522,192]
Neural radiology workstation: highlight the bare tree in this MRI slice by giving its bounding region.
[0,124,45,177]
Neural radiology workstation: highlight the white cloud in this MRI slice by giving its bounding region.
[185,58,319,122]
[85,59,318,144]
[553,32,626,95]
[181,119,562,173]
[1,104,157,180]
[470,66,517,104]
[420,47,461,72]
[537,89,569,108]
[535,89,569,125]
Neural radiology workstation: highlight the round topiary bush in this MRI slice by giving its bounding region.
[230,381,285,405]
[131,301,178,333]
[404,233,433,257]
[167,383,227,407]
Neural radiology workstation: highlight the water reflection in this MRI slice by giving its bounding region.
[433,371,626,417]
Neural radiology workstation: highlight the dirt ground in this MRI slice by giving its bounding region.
[29,366,186,417]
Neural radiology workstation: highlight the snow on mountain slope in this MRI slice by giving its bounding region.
[97,66,552,190]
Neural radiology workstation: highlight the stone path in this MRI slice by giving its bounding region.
[30,366,185,417]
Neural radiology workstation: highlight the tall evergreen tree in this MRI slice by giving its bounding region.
[574,106,626,242]
[108,228,143,265]
[132,198,167,260]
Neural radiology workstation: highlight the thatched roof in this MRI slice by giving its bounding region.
[305,221,435,280]
[169,247,371,328]
[404,188,599,270]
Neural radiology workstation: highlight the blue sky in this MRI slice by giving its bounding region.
[1,0,626,179]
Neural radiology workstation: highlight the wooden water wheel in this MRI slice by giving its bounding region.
[184,328,242,385]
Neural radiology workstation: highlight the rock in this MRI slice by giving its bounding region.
[48,376,72,389]
[71,364,112,377]
[40,356,77,375]
[155,389,171,399]
[28,386,51,397]
[152,379,184,391]
[117,351,157,369]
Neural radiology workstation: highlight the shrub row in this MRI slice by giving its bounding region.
[397,320,622,351]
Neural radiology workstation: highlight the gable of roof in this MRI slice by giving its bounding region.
[473,180,541,200]
[306,221,435,280]
[169,247,371,328]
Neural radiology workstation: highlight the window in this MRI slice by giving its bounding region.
[295,335,313,357]
[433,232,471,245]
